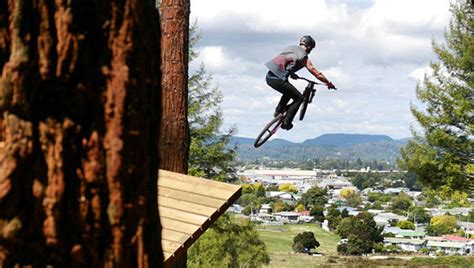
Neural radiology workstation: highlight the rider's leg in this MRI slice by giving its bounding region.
[275,95,290,116]
[267,75,290,116]
[276,82,302,128]
[266,75,302,128]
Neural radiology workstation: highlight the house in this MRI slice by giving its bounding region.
[441,235,471,242]
[374,212,408,226]
[259,204,272,214]
[427,207,471,217]
[230,204,244,214]
[273,211,300,223]
[383,226,403,236]
[459,221,474,236]
[318,179,353,190]
[266,191,297,203]
[383,187,409,195]
[251,212,277,223]
[426,241,472,255]
[396,230,426,239]
[384,238,426,252]
[336,206,359,216]
[405,191,422,199]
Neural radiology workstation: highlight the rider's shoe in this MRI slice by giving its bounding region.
[274,106,286,117]
[281,122,293,130]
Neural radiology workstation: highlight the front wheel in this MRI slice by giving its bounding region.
[254,114,284,148]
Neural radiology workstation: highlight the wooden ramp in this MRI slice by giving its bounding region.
[158,169,242,266]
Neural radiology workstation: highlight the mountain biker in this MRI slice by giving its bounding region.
[265,35,336,130]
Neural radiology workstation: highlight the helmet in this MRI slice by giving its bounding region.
[299,35,316,52]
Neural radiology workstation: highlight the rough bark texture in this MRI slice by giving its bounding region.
[0,0,163,266]
[159,0,190,174]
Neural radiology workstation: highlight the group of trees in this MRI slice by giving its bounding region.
[350,172,420,191]
[336,213,384,256]
[292,232,320,254]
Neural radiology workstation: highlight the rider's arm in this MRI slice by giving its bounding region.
[305,59,335,88]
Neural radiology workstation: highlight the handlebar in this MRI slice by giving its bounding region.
[292,74,337,90]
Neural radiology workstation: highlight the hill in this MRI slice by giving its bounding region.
[230,133,408,161]
[302,133,393,147]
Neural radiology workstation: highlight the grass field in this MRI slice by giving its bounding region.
[256,224,474,267]
[256,223,340,267]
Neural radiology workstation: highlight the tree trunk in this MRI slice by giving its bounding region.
[0,0,162,266]
[159,0,190,174]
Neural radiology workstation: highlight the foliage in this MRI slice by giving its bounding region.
[310,205,325,222]
[292,232,320,253]
[335,213,384,255]
[438,186,471,208]
[408,206,431,224]
[187,22,237,182]
[278,183,299,193]
[399,0,474,191]
[421,189,442,208]
[337,235,371,256]
[367,192,391,203]
[409,256,474,266]
[295,204,305,212]
[271,201,288,213]
[390,192,413,211]
[326,206,342,230]
[188,214,270,267]
[397,220,416,230]
[344,190,363,208]
[300,186,328,209]
[426,215,460,236]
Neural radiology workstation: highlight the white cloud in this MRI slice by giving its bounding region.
[189,0,451,142]
[409,65,434,82]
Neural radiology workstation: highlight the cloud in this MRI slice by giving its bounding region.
[189,0,451,142]
[409,65,434,82]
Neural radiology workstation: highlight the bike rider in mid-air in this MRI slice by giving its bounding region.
[265,35,336,130]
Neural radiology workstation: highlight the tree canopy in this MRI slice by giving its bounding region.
[399,0,474,191]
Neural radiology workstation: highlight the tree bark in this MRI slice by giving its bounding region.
[159,0,190,174]
[0,0,162,266]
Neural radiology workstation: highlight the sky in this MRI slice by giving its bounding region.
[189,0,452,142]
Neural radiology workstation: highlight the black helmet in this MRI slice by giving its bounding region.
[299,35,316,52]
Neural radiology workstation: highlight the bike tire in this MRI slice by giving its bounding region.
[299,98,309,121]
[254,114,284,148]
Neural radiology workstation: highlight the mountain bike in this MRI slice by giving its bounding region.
[253,75,334,148]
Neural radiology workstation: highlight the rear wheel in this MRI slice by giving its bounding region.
[254,114,284,148]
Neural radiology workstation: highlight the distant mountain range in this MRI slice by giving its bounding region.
[229,133,410,161]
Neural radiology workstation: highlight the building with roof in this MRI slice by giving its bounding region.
[384,238,426,252]
[273,211,301,223]
[426,241,472,255]
[396,230,426,240]
[459,221,474,236]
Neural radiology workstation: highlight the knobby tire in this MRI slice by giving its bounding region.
[254,114,284,148]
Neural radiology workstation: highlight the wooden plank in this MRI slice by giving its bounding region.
[160,217,199,235]
[163,251,173,261]
[159,206,209,226]
[162,239,183,253]
[159,170,241,196]
[158,186,224,209]
[159,196,217,217]
[159,176,236,200]
[161,228,189,244]
[159,170,240,191]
